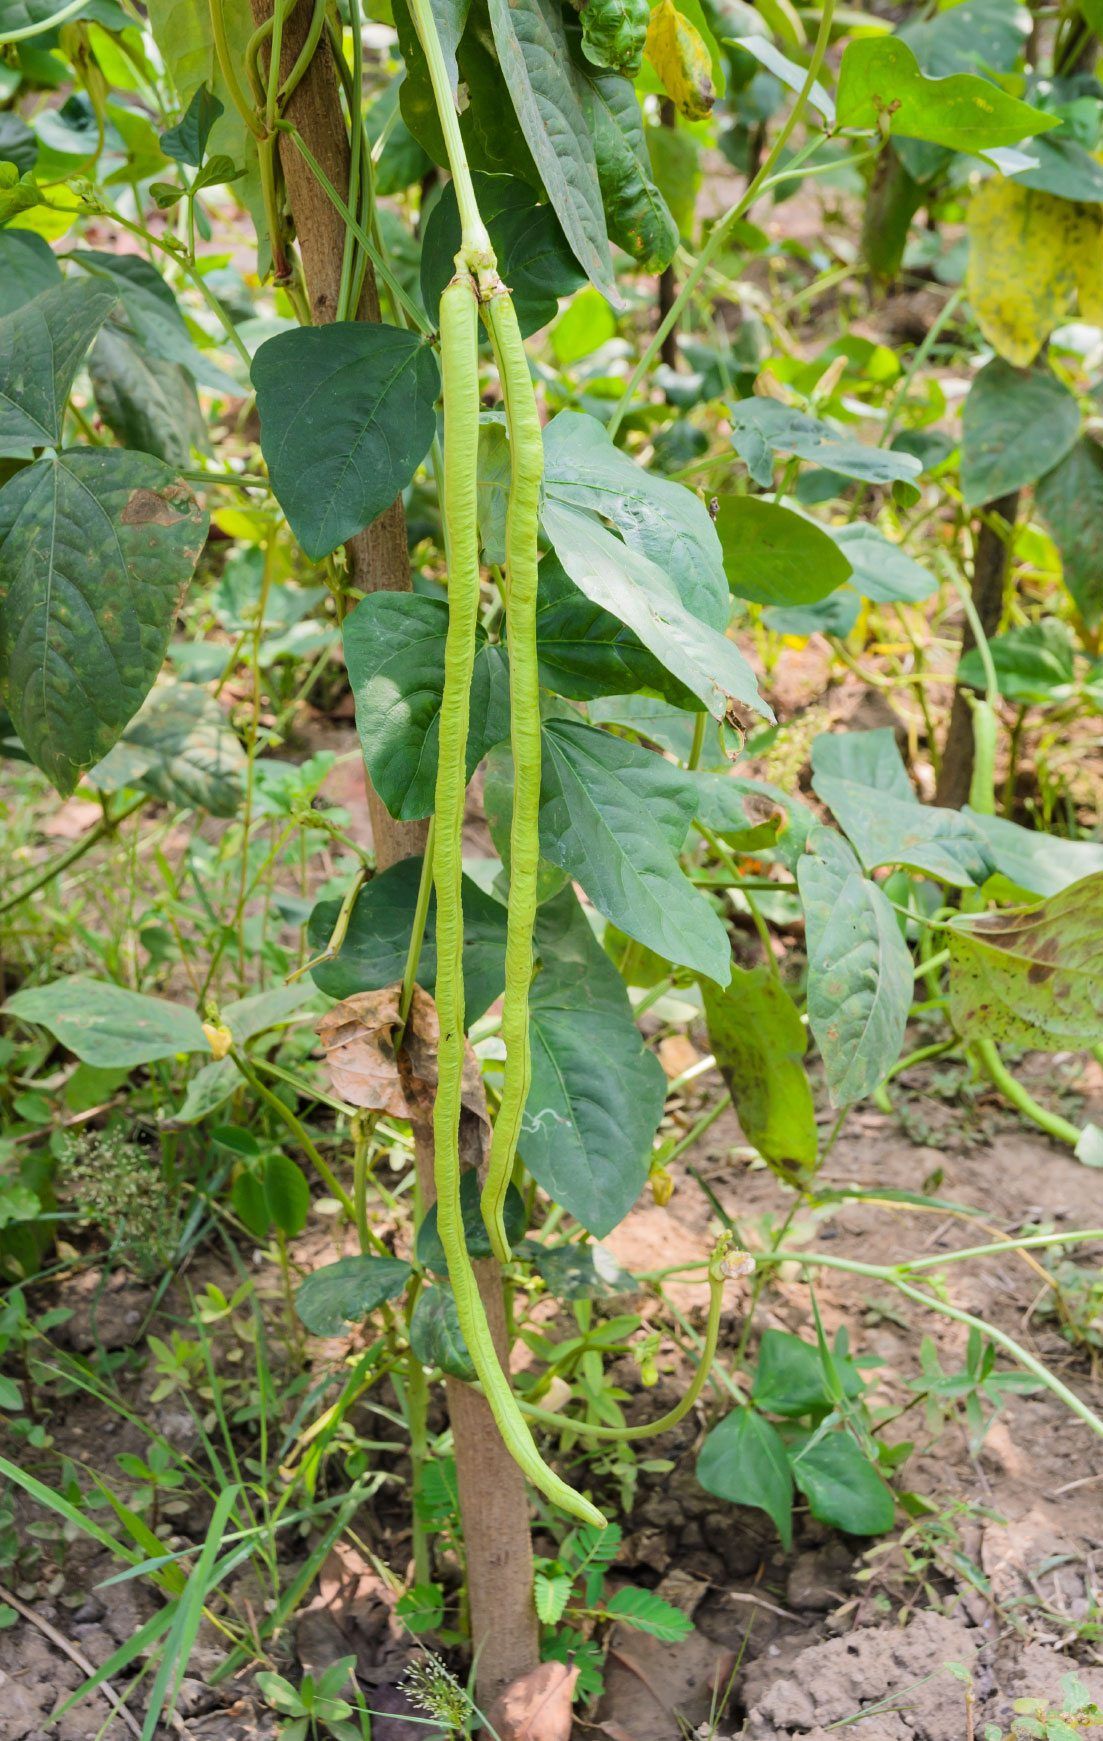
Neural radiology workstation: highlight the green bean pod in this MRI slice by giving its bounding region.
[433,273,605,1531]
[967,694,998,817]
[479,289,543,1269]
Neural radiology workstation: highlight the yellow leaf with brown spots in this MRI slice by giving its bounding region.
[645,0,714,120]
[966,175,1103,367]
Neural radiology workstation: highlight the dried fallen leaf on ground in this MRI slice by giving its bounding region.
[486,1660,579,1741]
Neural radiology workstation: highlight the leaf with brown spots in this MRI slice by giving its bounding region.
[0,449,208,795]
[948,870,1103,1050]
[486,1660,579,1741]
[317,984,489,1163]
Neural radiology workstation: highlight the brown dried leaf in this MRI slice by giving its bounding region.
[487,1660,579,1741]
[317,984,489,1162]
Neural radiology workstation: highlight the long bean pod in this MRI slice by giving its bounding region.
[479,290,544,1267]
[433,273,605,1531]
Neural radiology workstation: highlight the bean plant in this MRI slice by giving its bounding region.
[2,0,1103,1728]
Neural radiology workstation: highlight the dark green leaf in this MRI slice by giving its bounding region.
[420,173,585,336]
[603,1587,694,1641]
[788,1429,895,1536]
[751,1328,864,1419]
[263,1154,310,1237]
[0,279,116,454]
[538,716,732,980]
[296,1254,412,1337]
[307,857,508,1024]
[947,870,1103,1049]
[252,324,440,560]
[1012,134,1103,204]
[89,682,245,818]
[0,232,61,320]
[0,114,38,175]
[410,1284,475,1380]
[395,0,539,183]
[4,976,206,1067]
[836,36,1057,151]
[535,552,692,704]
[344,592,509,821]
[798,826,913,1107]
[716,496,852,607]
[89,326,209,467]
[961,358,1080,509]
[418,1168,526,1271]
[523,886,667,1235]
[73,250,239,393]
[695,1408,794,1548]
[763,591,861,639]
[701,967,817,1184]
[958,619,1075,706]
[577,61,679,272]
[160,83,223,166]
[520,1238,636,1298]
[0,450,208,795]
[899,0,1028,78]
[485,0,616,300]
[692,771,815,871]
[1035,438,1103,628]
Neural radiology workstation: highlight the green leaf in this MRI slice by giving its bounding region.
[836,36,1058,152]
[899,0,1028,79]
[578,61,679,273]
[395,0,538,184]
[1036,438,1103,629]
[160,83,222,167]
[811,730,992,887]
[307,857,508,1025]
[535,553,692,705]
[798,826,913,1107]
[535,1572,572,1625]
[544,411,729,627]
[542,499,768,722]
[695,1408,794,1548]
[4,976,206,1067]
[829,523,936,605]
[523,886,667,1235]
[728,398,922,491]
[604,1586,694,1641]
[788,1429,895,1536]
[963,810,1103,900]
[223,980,317,1041]
[0,279,116,454]
[344,593,509,821]
[1011,134,1103,204]
[88,682,245,818]
[751,1328,865,1420]
[958,620,1075,707]
[485,0,617,301]
[0,113,38,175]
[418,1168,526,1271]
[72,251,239,393]
[961,359,1080,510]
[701,967,818,1184]
[716,496,852,608]
[419,173,585,337]
[263,1153,310,1237]
[520,1238,635,1298]
[0,450,208,795]
[170,1058,236,1127]
[947,870,1103,1050]
[395,1582,446,1634]
[0,166,46,228]
[296,1255,412,1337]
[538,716,732,980]
[692,772,815,872]
[409,1284,475,1380]
[0,231,61,319]
[251,324,440,560]
[89,327,209,468]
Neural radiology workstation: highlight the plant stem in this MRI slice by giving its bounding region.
[397,820,435,1037]
[0,795,148,916]
[402,0,493,267]
[607,0,836,439]
[972,1038,1082,1148]
[229,1046,369,1231]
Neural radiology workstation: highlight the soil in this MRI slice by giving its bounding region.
[3,1043,1102,1740]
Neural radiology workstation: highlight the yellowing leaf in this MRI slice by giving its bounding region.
[645,0,715,120]
[966,175,1103,367]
